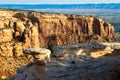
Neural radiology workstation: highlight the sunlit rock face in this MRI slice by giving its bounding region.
[0,9,116,57]
[0,9,116,59]
[52,42,120,59]
[0,9,118,80]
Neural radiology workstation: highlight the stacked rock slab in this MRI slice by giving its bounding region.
[52,42,120,58]
[23,48,51,62]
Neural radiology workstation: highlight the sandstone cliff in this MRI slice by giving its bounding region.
[0,9,117,79]
[0,9,116,57]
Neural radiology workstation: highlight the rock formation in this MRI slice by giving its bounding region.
[52,42,120,59]
[11,60,52,80]
[8,42,120,80]
[11,52,120,80]
[0,9,118,79]
[23,48,51,62]
[0,9,116,57]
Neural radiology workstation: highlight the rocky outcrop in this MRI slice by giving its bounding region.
[0,10,116,57]
[46,58,120,80]
[10,42,120,80]
[23,48,51,62]
[52,42,120,59]
[11,56,120,80]
[0,9,117,79]
[8,42,120,80]
[11,60,52,80]
[0,9,116,57]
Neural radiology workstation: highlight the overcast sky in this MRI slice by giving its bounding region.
[0,0,120,4]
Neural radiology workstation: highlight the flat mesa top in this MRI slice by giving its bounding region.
[23,48,50,55]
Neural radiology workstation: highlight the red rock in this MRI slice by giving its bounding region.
[0,10,116,57]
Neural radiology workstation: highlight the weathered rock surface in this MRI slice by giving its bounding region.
[0,29,14,42]
[0,55,33,79]
[11,57,120,80]
[11,60,52,80]
[10,43,120,80]
[0,9,116,57]
[52,42,120,58]
[23,48,51,61]
[0,9,118,79]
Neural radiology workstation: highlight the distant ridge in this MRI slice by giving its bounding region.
[0,4,120,10]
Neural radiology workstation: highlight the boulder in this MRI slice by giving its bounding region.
[23,48,51,62]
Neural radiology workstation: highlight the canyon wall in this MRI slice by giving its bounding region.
[0,10,116,57]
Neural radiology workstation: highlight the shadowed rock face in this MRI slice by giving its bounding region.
[11,56,120,80]
[0,10,116,57]
[0,9,118,80]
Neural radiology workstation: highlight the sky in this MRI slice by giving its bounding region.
[0,0,120,4]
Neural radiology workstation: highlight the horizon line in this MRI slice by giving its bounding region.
[0,3,120,5]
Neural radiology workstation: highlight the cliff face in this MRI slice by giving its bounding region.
[0,10,116,57]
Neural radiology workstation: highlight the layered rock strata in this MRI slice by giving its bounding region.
[52,42,120,58]
[0,9,116,57]
[0,9,118,79]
